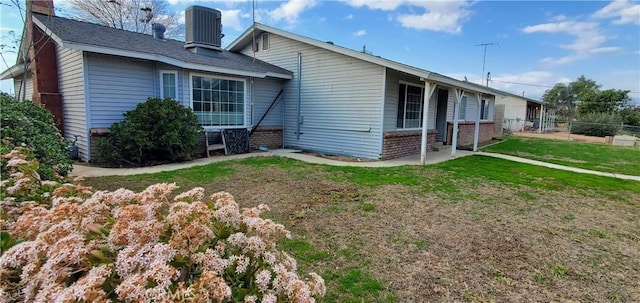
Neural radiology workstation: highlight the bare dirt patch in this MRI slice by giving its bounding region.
[515,131,608,144]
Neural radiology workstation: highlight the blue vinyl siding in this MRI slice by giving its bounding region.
[56,47,89,160]
[240,33,384,159]
[87,54,154,128]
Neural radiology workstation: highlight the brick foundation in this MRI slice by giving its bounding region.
[381,130,438,160]
[89,128,110,161]
[249,126,283,150]
[446,121,495,147]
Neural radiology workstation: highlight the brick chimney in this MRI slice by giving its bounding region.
[26,0,64,134]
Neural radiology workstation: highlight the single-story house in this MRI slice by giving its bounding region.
[227,23,498,160]
[3,2,499,162]
[492,89,556,133]
[2,3,292,161]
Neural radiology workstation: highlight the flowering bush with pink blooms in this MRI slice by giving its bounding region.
[0,147,325,302]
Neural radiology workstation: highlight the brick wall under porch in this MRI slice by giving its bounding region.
[88,126,283,161]
[446,121,495,147]
[249,126,283,150]
[381,130,438,160]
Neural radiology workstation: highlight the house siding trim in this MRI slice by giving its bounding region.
[82,53,92,161]
[378,67,386,157]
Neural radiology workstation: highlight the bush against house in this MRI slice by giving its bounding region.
[96,98,202,166]
[0,147,325,302]
[0,93,72,180]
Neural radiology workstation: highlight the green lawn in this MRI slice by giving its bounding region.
[84,155,640,302]
[482,136,640,176]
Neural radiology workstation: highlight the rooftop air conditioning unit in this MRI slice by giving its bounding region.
[185,6,223,50]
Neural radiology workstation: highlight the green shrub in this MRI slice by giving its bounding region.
[0,93,71,180]
[96,98,202,166]
[570,112,621,137]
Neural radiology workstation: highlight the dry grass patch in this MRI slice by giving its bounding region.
[83,156,640,302]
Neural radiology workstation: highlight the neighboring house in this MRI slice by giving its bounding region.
[3,2,500,162]
[492,89,556,133]
[227,24,498,160]
[1,2,292,162]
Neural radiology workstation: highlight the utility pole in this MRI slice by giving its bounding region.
[476,42,498,86]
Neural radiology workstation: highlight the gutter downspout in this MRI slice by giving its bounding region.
[296,52,302,140]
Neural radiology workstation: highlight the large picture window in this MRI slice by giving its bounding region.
[191,75,245,127]
[396,83,424,129]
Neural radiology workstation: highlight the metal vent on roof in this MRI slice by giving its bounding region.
[185,6,223,50]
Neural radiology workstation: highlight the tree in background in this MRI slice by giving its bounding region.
[541,83,576,119]
[542,75,632,120]
[68,0,182,38]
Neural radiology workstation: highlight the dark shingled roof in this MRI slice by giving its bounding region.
[34,13,292,78]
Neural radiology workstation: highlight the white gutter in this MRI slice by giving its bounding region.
[0,64,26,80]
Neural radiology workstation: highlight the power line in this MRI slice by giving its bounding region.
[490,79,554,88]
[490,79,640,94]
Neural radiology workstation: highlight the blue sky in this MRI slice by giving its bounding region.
[1,0,639,104]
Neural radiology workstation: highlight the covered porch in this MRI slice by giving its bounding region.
[381,68,496,163]
[526,101,557,133]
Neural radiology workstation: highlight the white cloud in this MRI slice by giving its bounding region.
[341,0,472,33]
[550,14,567,22]
[353,29,366,36]
[589,46,623,54]
[268,0,318,23]
[344,14,354,20]
[340,0,405,11]
[523,20,622,65]
[593,0,640,25]
[220,9,245,31]
[167,0,179,5]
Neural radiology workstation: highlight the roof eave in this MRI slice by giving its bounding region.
[0,64,26,80]
[34,16,291,80]
[63,41,292,79]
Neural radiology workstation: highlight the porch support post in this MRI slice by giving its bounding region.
[539,104,545,133]
[473,93,482,152]
[420,81,437,165]
[452,89,465,156]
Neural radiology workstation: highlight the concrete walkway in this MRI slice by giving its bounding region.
[70,149,640,182]
[477,152,640,181]
[70,149,474,177]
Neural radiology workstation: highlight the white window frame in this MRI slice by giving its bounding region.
[262,32,269,51]
[397,80,425,130]
[159,70,178,99]
[480,99,492,120]
[458,96,467,120]
[189,72,247,130]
